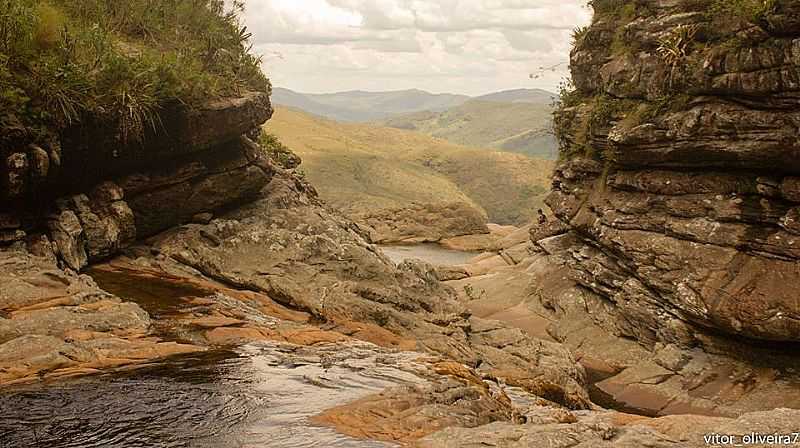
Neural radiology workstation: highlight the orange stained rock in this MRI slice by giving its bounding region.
[9,296,73,314]
[310,393,444,444]
[93,261,311,323]
[188,316,246,328]
[281,327,349,345]
[204,326,280,345]
[432,361,487,390]
[330,320,417,351]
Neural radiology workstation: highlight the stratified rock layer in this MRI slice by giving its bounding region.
[554,0,800,344]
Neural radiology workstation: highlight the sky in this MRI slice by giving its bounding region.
[242,0,592,96]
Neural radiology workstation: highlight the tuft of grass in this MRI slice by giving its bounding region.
[0,0,270,146]
[709,0,776,23]
[657,24,699,68]
[33,3,65,50]
[571,26,589,46]
[259,132,301,169]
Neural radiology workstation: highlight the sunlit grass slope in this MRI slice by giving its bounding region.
[378,100,557,159]
[266,106,554,225]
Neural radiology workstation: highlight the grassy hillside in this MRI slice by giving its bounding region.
[271,87,468,122]
[474,88,555,104]
[0,0,268,146]
[265,106,554,225]
[378,100,557,160]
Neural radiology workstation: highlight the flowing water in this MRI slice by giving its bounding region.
[378,243,479,266]
[0,341,426,448]
[0,247,481,447]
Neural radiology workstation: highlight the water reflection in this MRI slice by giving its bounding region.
[378,243,479,266]
[0,343,398,448]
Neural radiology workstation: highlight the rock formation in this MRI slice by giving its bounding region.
[3,1,800,445]
[0,88,589,441]
[410,0,800,444]
[353,201,490,244]
[471,0,800,422]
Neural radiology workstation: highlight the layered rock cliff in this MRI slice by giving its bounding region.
[539,0,800,416]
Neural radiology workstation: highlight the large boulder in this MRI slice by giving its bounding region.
[353,201,489,244]
[551,0,800,343]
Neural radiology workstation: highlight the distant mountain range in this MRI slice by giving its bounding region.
[271,88,468,122]
[272,87,559,160]
[473,88,556,104]
[271,87,556,123]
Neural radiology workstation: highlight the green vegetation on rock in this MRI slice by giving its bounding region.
[708,0,777,22]
[0,0,269,144]
[259,132,301,170]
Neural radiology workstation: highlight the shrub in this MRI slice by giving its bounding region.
[657,24,699,67]
[0,0,270,144]
[259,133,301,169]
[709,0,776,23]
[33,3,64,50]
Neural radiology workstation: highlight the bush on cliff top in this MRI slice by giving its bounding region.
[0,0,269,144]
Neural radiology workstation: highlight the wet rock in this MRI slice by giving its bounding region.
[0,250,201,384]
[314,379,511,444]
[0,301,151,345]
[140,170,591,410]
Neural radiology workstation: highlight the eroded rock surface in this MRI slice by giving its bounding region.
[418,406,800,448]
[552,0,800,341]
[434,0,800,426]
[0,250,201,384]
[354,201,489,244]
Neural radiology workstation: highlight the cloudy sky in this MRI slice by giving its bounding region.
[243,0,592,96]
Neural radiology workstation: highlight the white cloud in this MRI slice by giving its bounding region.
[243,0,591,95]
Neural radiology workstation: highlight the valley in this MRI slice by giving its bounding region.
[265,106,554,229]
[2,0,800,447]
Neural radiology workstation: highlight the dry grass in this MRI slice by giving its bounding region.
[0,0,269,146]
[378,100,556,159]
[266,107,554,225]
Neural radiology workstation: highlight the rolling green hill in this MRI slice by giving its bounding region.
[377,100,558,160]
[473,88,555,104]
[265,107,554,225]
[271,87,469,122]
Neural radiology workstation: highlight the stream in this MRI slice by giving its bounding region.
[0,341,418,448]
[0,245,484,447]
[378,243,479,266]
